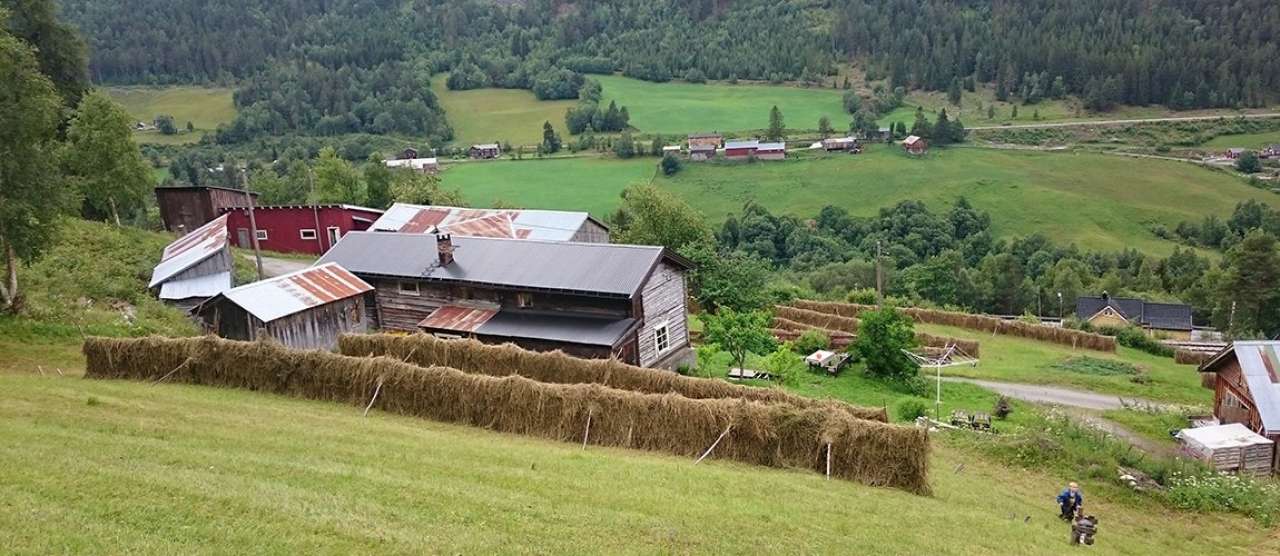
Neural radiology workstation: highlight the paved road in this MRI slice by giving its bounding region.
[968,111,1280,131]
[240,253,313,278]
[941,377,1169,411]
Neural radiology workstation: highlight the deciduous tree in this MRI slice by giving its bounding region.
[64,91,152,225]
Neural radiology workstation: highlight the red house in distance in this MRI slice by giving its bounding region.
[221,204,384,255]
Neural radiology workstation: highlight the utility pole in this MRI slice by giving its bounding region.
[242,165,264,281]
[308,167,322,251]
[875,240,884,305]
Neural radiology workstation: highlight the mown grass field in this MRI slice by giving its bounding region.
[433,76,576,146]
[2,372,1272,554]
[105,86,237,144]
[445,146,1278,255]
[442,156,656,217]
[1202,130,1280,149]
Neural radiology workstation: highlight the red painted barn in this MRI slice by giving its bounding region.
[221,205,384,255]
[724,139,759,160]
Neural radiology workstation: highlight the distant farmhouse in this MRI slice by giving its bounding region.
[155,185,257,235]
[318,232,694,369]
[756,142,786,160]
[1076,293,1193,339]
[1261,145,1280,159]
[724,139,759,160]
[822,136,861,152]
[195,263,373,350]
[902,135,928,155]
[469,143,502,159]
[384,157,439,174]
[369,203,609,243]
[1198,341,1280,474]
[687,133,722,161]
[148,214,234,312]
[1225,148,1249,160]
[221,204,384,255]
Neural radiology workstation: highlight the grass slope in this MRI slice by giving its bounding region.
[105,86,236,144]
[442,156,656,217]
[433,76,577,146]
[597,75,846,135]
[2,374,1271,554]
[1202,130,1280,149]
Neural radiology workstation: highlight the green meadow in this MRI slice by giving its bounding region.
[1202,130,1280,149]
[444,147,1278,255]
[433,76,577,146]
[2,373,1271,554]
[105,86,237,144]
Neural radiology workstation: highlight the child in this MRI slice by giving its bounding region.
[1056,482,1083,521]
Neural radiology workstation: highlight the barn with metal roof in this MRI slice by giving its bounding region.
[368,203,609,243]
[194,263,373,350]
[149,214,234,311]
[1200,341,1280,474]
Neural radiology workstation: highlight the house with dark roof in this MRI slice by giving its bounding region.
[1199,341,1280,474]
[1075,293,1193,339]
[317,232,694,369]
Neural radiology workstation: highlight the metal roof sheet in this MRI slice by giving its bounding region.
[757,142,785,151]
[1178,423,1273,450]
[369,203,593,242]
[724,140,759,149]
[422,309,638,347]
[149,215,230,288]
[418,305,497,332]
[158,271,233,301]
[219,263,373,323]
[318,232,676,298]
[1229,341,1280,433]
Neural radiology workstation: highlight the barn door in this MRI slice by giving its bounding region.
[236,228,251,248]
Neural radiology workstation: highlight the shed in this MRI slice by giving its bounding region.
[756,142,786,160]
[221,204,384,255]
[149,214,234,312]
[687,133,722,161]
[724,139,760,159]
[194,263,373,350]
[1177,423,1274,475]
[469,144,502,159]
[902,136,928,155]
[1199,341,1280,474]
[155,185,257,234]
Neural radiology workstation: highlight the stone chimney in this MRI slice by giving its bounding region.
[436,233,455,266]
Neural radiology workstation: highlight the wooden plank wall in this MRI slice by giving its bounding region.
[265,298,367,350]
[571,220,611,244]
[636,261,689,367]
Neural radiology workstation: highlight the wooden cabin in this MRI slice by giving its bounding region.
[368,203,609,243]
[902,135,928,155]
[687,133,722,161]
[1199,341,1280,474]
[149,214,234,312]
[469,143,502,159]
[318,232,695,369]
[155,185,258,235]
[195,263,373,350]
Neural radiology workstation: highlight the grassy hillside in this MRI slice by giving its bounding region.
[1202,130,1280,149]
[443,156,656,217]
[433,76,577,146]
[105,86,237,144]
[596,75,847,135]
[442,147,1278,255]
[2,373,1272,554]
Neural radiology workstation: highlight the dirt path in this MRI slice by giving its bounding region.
[240,253,312,278]
[940,377,1171,411]
[967,111,1280,131]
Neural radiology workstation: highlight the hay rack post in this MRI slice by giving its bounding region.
[902,344,979,421]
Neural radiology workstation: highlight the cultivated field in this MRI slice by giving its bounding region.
[444,147,1278,255]
[2,373,1271,554]
[432,76,576,146]
[105,86,237,144]
[442,156,656,217]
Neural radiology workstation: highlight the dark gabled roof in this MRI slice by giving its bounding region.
[317,232,691,298]
[1076,295,1193,331]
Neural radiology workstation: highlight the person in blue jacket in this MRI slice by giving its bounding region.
[1057,482,1084,520]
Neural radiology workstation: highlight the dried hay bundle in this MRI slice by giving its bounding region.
[778,305,979,357]
[83,336,930,494]
[1175,349,1214,366]
[339,333,886,422]
[789,300,1115,353]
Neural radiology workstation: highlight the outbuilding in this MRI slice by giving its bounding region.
[687,133,722,161]
[384,157,439,174]
[1177,423,1274,475]
[756,142,786,160]
[724,139,760,160]
[149,214,234,312]
[469,144,502,159]
[194,263,373,350]
[1199,341,1280,474]
[902,135,928,155]
[368,203,609,243]
[155,185,258,235]
[222,204,384,255]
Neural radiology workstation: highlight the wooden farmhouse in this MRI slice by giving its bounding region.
[195,263,373,350]
[148,214,234,312]
[1198,341,1280,474]
[317,232,695,369]
[822,137,860,152]
[399,147,419,159]
[1075,293,1193,339]
[368,203,609,243]
[724,139,759,160]
[155,185,258,235]
[902,135,928,155]
[469,143,502,159]
[221,204,384,255]
[687,133,722,161]
[756,142,786,160]
[384,157,440,174]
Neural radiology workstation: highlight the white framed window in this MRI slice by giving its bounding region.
[300,229,318,240]
[255,230,268,240]
[653,323,671,354]
[398,281,420,296]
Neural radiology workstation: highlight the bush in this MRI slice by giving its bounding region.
[792,329,831,355]
[992,396,1013,420]
[660,153,682,175]
[762,342,805,386]
[846,288,878,304]
[684,68,707,83]
[1168,472,1280,526]
[855,307,919,380]
[895,398,930,421]
[1107,326,1175,357]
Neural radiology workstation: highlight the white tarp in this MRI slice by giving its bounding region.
[1178,423,1273,451]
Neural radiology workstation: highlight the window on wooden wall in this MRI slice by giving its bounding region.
[654,323,670,354]
[255,230,269,240]
[398,281,420,296]
[300,229,317,240]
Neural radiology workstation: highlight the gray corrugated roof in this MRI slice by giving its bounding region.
[318,232,684,298]
[475,311,638,347]
[1202,341,1280,433]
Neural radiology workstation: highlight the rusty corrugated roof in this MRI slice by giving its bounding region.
[149,214,230,288]
[370,203,593,241]
[417,305,498,332]
[217,263,373,323]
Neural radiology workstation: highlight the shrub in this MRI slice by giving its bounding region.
[1168,472,1280,526]
[762,342,805,386]
[792,328,831,355]
[660,153,682,175]
[856,307,920,381]
[846,288,878,304]
[992,395,1012,420]
[1110,326,1175,357]
[895,398,930,421]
